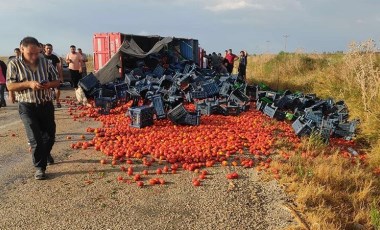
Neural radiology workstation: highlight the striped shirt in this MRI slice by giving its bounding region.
[6,55,58,104]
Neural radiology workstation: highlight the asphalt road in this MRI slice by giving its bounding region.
[0,88,299,230]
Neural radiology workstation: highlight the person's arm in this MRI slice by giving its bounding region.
[6,61,43,91]
[9,90,16,103]
[66,54,71,63]
[0,61,6,76]
[83,54,88,63]
[56,57,63,82]
[78,55,83,73]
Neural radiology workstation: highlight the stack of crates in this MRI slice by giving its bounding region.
[128,106,155,128]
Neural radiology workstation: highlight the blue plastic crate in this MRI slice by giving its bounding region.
[182,111,201,126]
[79,73,99,92]
[202,82,219,97]
[167,103,188,124]
[114,83,129,100]
[195,101,218,116]
[153,65,165,77]
[263,104,286,120]
[125,74,138,86]
[228,89,250,104]
[152,95,166,119]
[128,106,154,128]
[304,110,323,125]
[256,99,267,111]
[219,82,232,97]
[191,91,208,99]
[95,97,117,115]
[292,116,315,137]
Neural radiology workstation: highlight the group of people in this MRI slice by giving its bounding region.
[202,49,248,80]
[1,36,88,180]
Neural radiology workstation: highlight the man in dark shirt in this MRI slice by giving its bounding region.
[7,37,60,180]
[8,48,21,62]
[238,50,248,81]
[44,43,63,108]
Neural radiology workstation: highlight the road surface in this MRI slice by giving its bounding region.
[0,88,299,230]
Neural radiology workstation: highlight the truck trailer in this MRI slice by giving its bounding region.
[93,32,203,77]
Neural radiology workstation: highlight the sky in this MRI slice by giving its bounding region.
[1,0,380,56]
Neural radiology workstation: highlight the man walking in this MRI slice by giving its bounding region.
[44,43,63,108]
[66,45,83,89]
[6,37,60,180]
[77,48,88,77]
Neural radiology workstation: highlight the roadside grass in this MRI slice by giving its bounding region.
[248,39,380,229]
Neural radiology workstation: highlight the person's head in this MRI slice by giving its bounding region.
[224,50,228,54]
[218,53,222,56]
[20,36,41,64]
[70,45,76,54]
[44,43,53,55]
[77,48,82,54]
[39,43,44,53]
[14,48,21,57]
[240,50,245,56]
[228,49,232,54]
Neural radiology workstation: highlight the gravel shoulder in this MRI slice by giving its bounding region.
[0,89,299,230]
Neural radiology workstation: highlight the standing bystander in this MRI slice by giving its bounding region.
[66,45,83,89]
[77,48,88,77]
[44,43,63,108]
[225,49,238,74]
[6,37,60,180]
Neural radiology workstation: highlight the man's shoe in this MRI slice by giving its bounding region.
[47,155,55,165]
[34,169,46,180]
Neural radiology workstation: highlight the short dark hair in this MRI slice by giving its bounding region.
[14,48,20,52]
[20,37,40,47]
[77,48,82,51]
[45,43,53,48]
[70,45,76,48]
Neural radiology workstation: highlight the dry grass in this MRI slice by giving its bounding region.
[248,40,380,229]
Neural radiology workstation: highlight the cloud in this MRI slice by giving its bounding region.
[355,19,365,24]
[204,0,256,12]
[138,30,150,36]
[203,0,302,12]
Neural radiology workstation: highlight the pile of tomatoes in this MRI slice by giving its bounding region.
[63,98,365,186]
[64,99,299,186]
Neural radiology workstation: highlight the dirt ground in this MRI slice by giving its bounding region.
[0,88,300,230]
